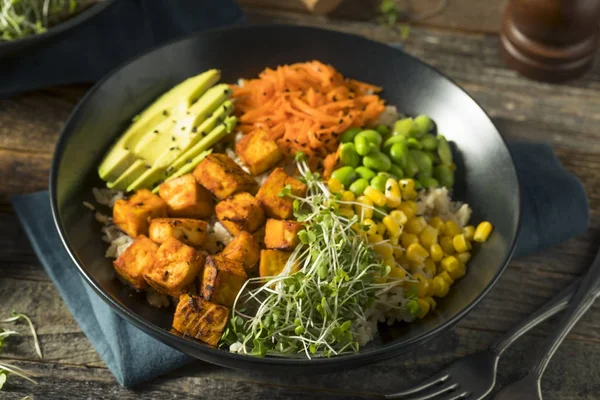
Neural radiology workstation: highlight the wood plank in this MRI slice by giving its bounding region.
[0,149,51,205]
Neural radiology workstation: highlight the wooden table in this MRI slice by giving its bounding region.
[1,5,600,400]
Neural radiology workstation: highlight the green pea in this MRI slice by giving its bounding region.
[434,165,455,188]
[414,115,434,134]
[389,142,409,169]
[404,154,420,178]
[331,166,357,188]
[356,129,383,147]
[349,178,369,196]
[339,143,361,168]
[372,204,388,221]
[419,176,439,188]
[407,137,423,150]
[393,118,413,137]
[376,124,390,137]
[409,150,433,177]
[420,134,438,151]
[437,135,453,165]
[389,164,404,179]
[355,166,376,181]
[354,135,371,156]
[363,152,392,172]
[423,151,439,165]
[340,127,362,143]
[370,175,387,192]
[383,135,406,153]
[414,180,423,190]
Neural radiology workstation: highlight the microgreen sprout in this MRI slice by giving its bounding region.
[0,312,42,389]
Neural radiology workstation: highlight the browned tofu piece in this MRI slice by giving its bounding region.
[236,129,283,175]
[215,192,265,236]
[264,219,303,250]
[113,235,158,290]
[220,231,261,272]
[259,249,300,278]
[256,168,307,220]
[113,189,167,237]
[193,154,258,200]
[172,293,230,347]
[149,218,208,247]
[158,174,214,218]
[200,256,248,308]
[143,237,205,296]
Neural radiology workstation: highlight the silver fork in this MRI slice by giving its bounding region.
[385,278,588,400]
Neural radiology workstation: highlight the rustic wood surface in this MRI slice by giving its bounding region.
[1,4,600,400]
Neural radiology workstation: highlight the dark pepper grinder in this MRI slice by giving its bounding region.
[500,0,600,82]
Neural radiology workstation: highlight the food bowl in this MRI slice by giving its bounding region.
[50,25,520,373]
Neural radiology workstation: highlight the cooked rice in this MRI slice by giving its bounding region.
[146,289,171,308]
[374,105,399,128]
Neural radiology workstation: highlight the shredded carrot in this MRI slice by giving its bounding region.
[230,60,386,161]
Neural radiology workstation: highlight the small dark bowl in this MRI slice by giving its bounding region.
[50,25,520,373]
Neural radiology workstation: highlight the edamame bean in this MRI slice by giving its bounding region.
[389,142,409,169]
[393,118,414,137]
[419,176,439,188]
[414,115,434,134]
[420,134,438,151]
[414,180,423,190]
[370,175,387,192]
[383,135,406,153]
[340,127,362,143]
[349,178,369,196]
[437,135,453,165]
[406,137,423,150]
[331,166,357,188]
[339,143,361,168]
[404,154,420,178]
[434,165,455,188]
[356,129,383,148]
[355,166,376,181]
[389,164,404,179]
[409,150,433,177]
[376,124,390,137]
[423,151,439,165]
[354,134,371,156]
[363,152,392,172]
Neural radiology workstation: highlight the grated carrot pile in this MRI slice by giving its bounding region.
[230,60,386,162]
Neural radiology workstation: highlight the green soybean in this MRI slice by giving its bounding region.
[370,175,387,192]
[339,143,361,168]
[404,155,420,178]
[437,135,453,165]
[414,180,423,190]
[419,176,439,188]
[407,137,423,150]
[389,142,409,169]
[383,135,406,152]
[409,150,433,177]
[389,164,404,179]
[423,151,439,165]
[434,165,455,188]
[349,178,369,196]
[414,115,434,134]
[331,166,357,188]
[340,127,362,143]
[376,124,390,137]
[356,129,383,147]
[354,135,371,156]
[363,152,392,172]
[420,134,438,151]
[393,118,414,137]
[355,166,376,181]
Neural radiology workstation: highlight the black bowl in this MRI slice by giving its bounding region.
[50,25,520,373]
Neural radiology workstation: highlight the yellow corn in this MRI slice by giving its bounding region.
[441,256,465,280]
[328,178,343,193]
[401,233,419,249]
[462,225,475,241]
[423,259,437,278]
[419,225,439,249]
[430,244,444,262]
[376,221,387,236]
[431,276,449,298]
[406,274,428,298]
[399,178,415,192]
[383,215,401,238]
[405,216,427,235]
[362,218,377,236]
[429,216,445,232]
[457,252,471,265]
[364,186,387,207]
[351,223,361,233]
[437,270,455,286]
[384,178,402,208]
[398,201,418,220]
[416,298,430,319]
[439,235,455,255]
[355,196,374,220]
[341,190,355,202]
[474,221,493,242]
[388,264,407,279]
[368,233,384,244]
[392,245,404,260]
[338,207,355,219]
[425,296,437,310]
[452,234,471,253]
[374,243,394,259]
[406,243,429,264]
[389,210,408,226]
[445,220,462,237]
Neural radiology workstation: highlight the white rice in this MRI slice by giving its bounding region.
[146,289,170,308]
[374,105,399,128]
[417,187,472,227]
[203,217,233,254]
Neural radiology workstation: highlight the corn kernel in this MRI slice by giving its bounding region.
[452,234,471,253]
[376,221,387,236]
[362,218,377,236]
[430,244,444,262]
[415,273,430,297]
[429,216,445,232]
[401,233,419,249]
[341,190,355,202]
[406,243,429,264]
[328,178,343,193]
[416,298,430,319]
[441,256,464,280]
[462,225,475,241]
[406,276,428,298]
[384,178,402,208]
[338,207,355,219]
[355,196,374,220]
[474,221,493,242]
[419,225,439,249]
[425,296,437,310]
[405,216,427,235]
[445,220,461,237]
[399,178,415,192]
[374,243,394,259]
[397,254,410,268]
[388,265,407,280]
[398,201,418,219]
[351,223,361,233]
[389,236,399,246]
[383,256,396,268]
[432,276,449,298]
[457,252,471,265]
[390,210,408,226]
[439,236,455,255]
[364,186,387,207]
[367,233,384,244]
[383,215,401,238]
[437,270,455,286]
[423,259,437,278]
[393,245,404,260]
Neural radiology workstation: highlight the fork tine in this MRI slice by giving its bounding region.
[384,375,452,399]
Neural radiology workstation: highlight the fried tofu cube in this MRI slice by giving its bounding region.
[200,256,248,308]
[158,174,214,218]
[172,293,230,347]
[236,130,283,175]
[113,189,167,237]
[264,219,303,250]
[215,192,265,235]
[143,237,205,296]
[149,218,208,247]
[256,168,307,220]
[220,231,261,272]
[113,235,158,290]
[259,249,300,278]
[193,154,258,200]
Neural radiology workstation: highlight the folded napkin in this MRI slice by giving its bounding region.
[11,142,589,386]
[0,0,243,98]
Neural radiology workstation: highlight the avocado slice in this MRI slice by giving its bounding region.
[106,160,148,190]
[98,69,221,181]
[151,149,213,193]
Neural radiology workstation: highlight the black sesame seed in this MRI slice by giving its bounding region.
[162,110,168,116]
[191,127,197,133]
[186,159,192,164]
[339,119,343,124]
[387,186,392,191]
[333,96,337,101]
[169,147,175,151]
[320,125,325,129]
[172,136,176,141]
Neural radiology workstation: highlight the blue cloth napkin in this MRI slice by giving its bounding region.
[0,0,244,98]
[11,142,589,386]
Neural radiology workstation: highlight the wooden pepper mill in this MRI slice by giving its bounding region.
[501,0,600,82]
